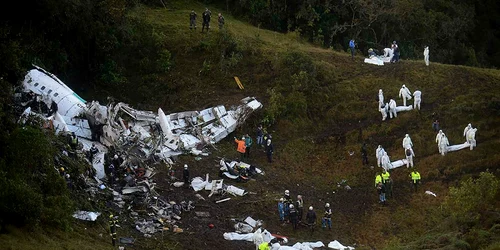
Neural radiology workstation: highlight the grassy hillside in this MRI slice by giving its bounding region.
[1,1,500,249]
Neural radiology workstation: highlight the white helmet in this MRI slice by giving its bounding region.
[325,203,330,208]
[279,198,284,202]
[309,206,313,211]
[402,84,406,88]
[285,190,290,195]
[184,164,188,169]
[289,204,294,208]
[114,155,118,159]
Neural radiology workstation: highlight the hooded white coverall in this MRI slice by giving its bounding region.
[378,89,384,107]
[389,99,397,118]
[436,130,443,144]
[466,128,477,150]
[380,103,388,121]
[463,124,472,138]
[402,134,413,150]
[439,133,450,156]
[399,85,412,106]
[405,146,415,168]
[424,46,429,66]
[381,152,391,171]
[413,90,422,110]
[376,145,386,167]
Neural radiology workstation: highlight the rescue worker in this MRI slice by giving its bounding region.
[183,164,190,185]
[424,46,429,66]
[217,13,225,29]
[277,198,285,222]
[109,214,118,246]
[258,242,270,250]
[349,39,356,59]
[69,132,78,150]
[202,8,211,32]
[381,169,393,198]
[413,90,422,110]
[265,139,274,163]
[399,84,412,106]
[283,190,292,221]
[405,146,415,168]
[378,89,384,108]
[388,99,397,118]
[435,129,444,145]
[380,102,388,121]
[59,167,66,177]
[410,169,421,192]
[375,172,382,187]
[377,182,386,205]
[361,143,368,165]
[381,151,392,171]
[439,132,450,156]
[245,134,253,158]
[289,204,298,230]
[234,136,246,160]
[432,120,440,132]
[402,134,413,152]
[376,145,386,168]
[306,206,317,233]
[89,143,99,162]
[256,125,264,146]
[322,203,332,229]
[296,195,304,221]
[189,9,197,30]
[463,123,472,139]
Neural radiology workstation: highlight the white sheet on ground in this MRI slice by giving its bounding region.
[223,232,254,241]
[73,211,101,221]
[364,57,384,66]
[191,177,208,191]
[328,240,355,249]
[292,241,325,249]
[394,105,413,112]
[389,159,408,169]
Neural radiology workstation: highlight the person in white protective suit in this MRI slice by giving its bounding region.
[402,134,413,151]
[388,99,397,118]
[413,90,422,110]
[399,85,412,106]
[424,46,429,66]
[378,89,384,108]
[376,145,386,167]
[381,151,392,171]
[252,228,264,250]
[466,128,477,150]
[463,123,472,139]
[405,146,415,168]
[383,47,393,58]
[439,133,450,156]
[435,129,443,145]
[380,102,388,121]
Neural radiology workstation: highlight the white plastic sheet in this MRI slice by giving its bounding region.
[328,240,355,249]
[223,232,254,241]
[73,211,101,221]
[191,177,207,191]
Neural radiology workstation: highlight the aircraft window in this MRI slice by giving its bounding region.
[41,86,46,90]
[34,82,39,87]
[47,90,53,94]
[54,93,59,97]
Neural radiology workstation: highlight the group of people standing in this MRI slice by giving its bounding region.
[277,190,333,233]
[349,39,430,65]
[189,8,225,32]
[235,125,274,163]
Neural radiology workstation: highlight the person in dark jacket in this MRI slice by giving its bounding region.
[289,204,298,230]
[265,139,274,163]
[306,206,317,233]
[202,8,211,32]
[183,164,190,185]
[361,143,368,165]
[377,182,387,205]
[189,10,197,30]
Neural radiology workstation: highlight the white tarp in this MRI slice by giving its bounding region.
[394,105,413,112]
[191,177,208,192]
[223,232,254,241]
[328,240,355,249]
[364,57,384,66]
[388,159,408,169]
[292,241,325,249]
[447,142,470,152]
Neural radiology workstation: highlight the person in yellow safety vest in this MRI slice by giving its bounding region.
[409,169,421,192]
[259,242,270,250]
[375,173,382,187]
[109,214,118,246]
[234,136,246,160]
[381,169,393,198]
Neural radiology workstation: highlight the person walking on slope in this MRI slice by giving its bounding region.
[109,214,118,246]
[377,182,387,205]
[381,169,393,198]
[189,10,197,30]
[234,136,246,160]
[277,198,285,223]
[306,206,317,233]
[265,139,274,163]
[361,143,369,165]
[402,134,413,153]
[432,120,440,132]
[399,85,412,106]
[391,41,400,63]
[218,13,225,29]
[423,46,429,66]
[256,125,264,146]
[388,99,397,118]
[410,169,421,192]
[405,146,415,168]
[376,145,386,168]
[322,203,332,229]
[296,195,304,222]
[375,172,383,187]
[183,164,190,185]
[283,190,292,222]
[244,134,253,158]
[349,39,356,59]
[289,204,298,230]
[202,8,211,32]
[413,90,422,110]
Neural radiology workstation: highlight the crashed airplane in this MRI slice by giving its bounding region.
[18,65,262,178]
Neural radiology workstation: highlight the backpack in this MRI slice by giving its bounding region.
[406,149,412,156]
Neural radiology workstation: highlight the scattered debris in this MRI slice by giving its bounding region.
[72,211,101,221]
[195,211,210,217]
[216,198,231,203]
[328,240,355,249]
[425,191,437,197]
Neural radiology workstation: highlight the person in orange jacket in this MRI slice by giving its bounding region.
[234,136,246,160]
